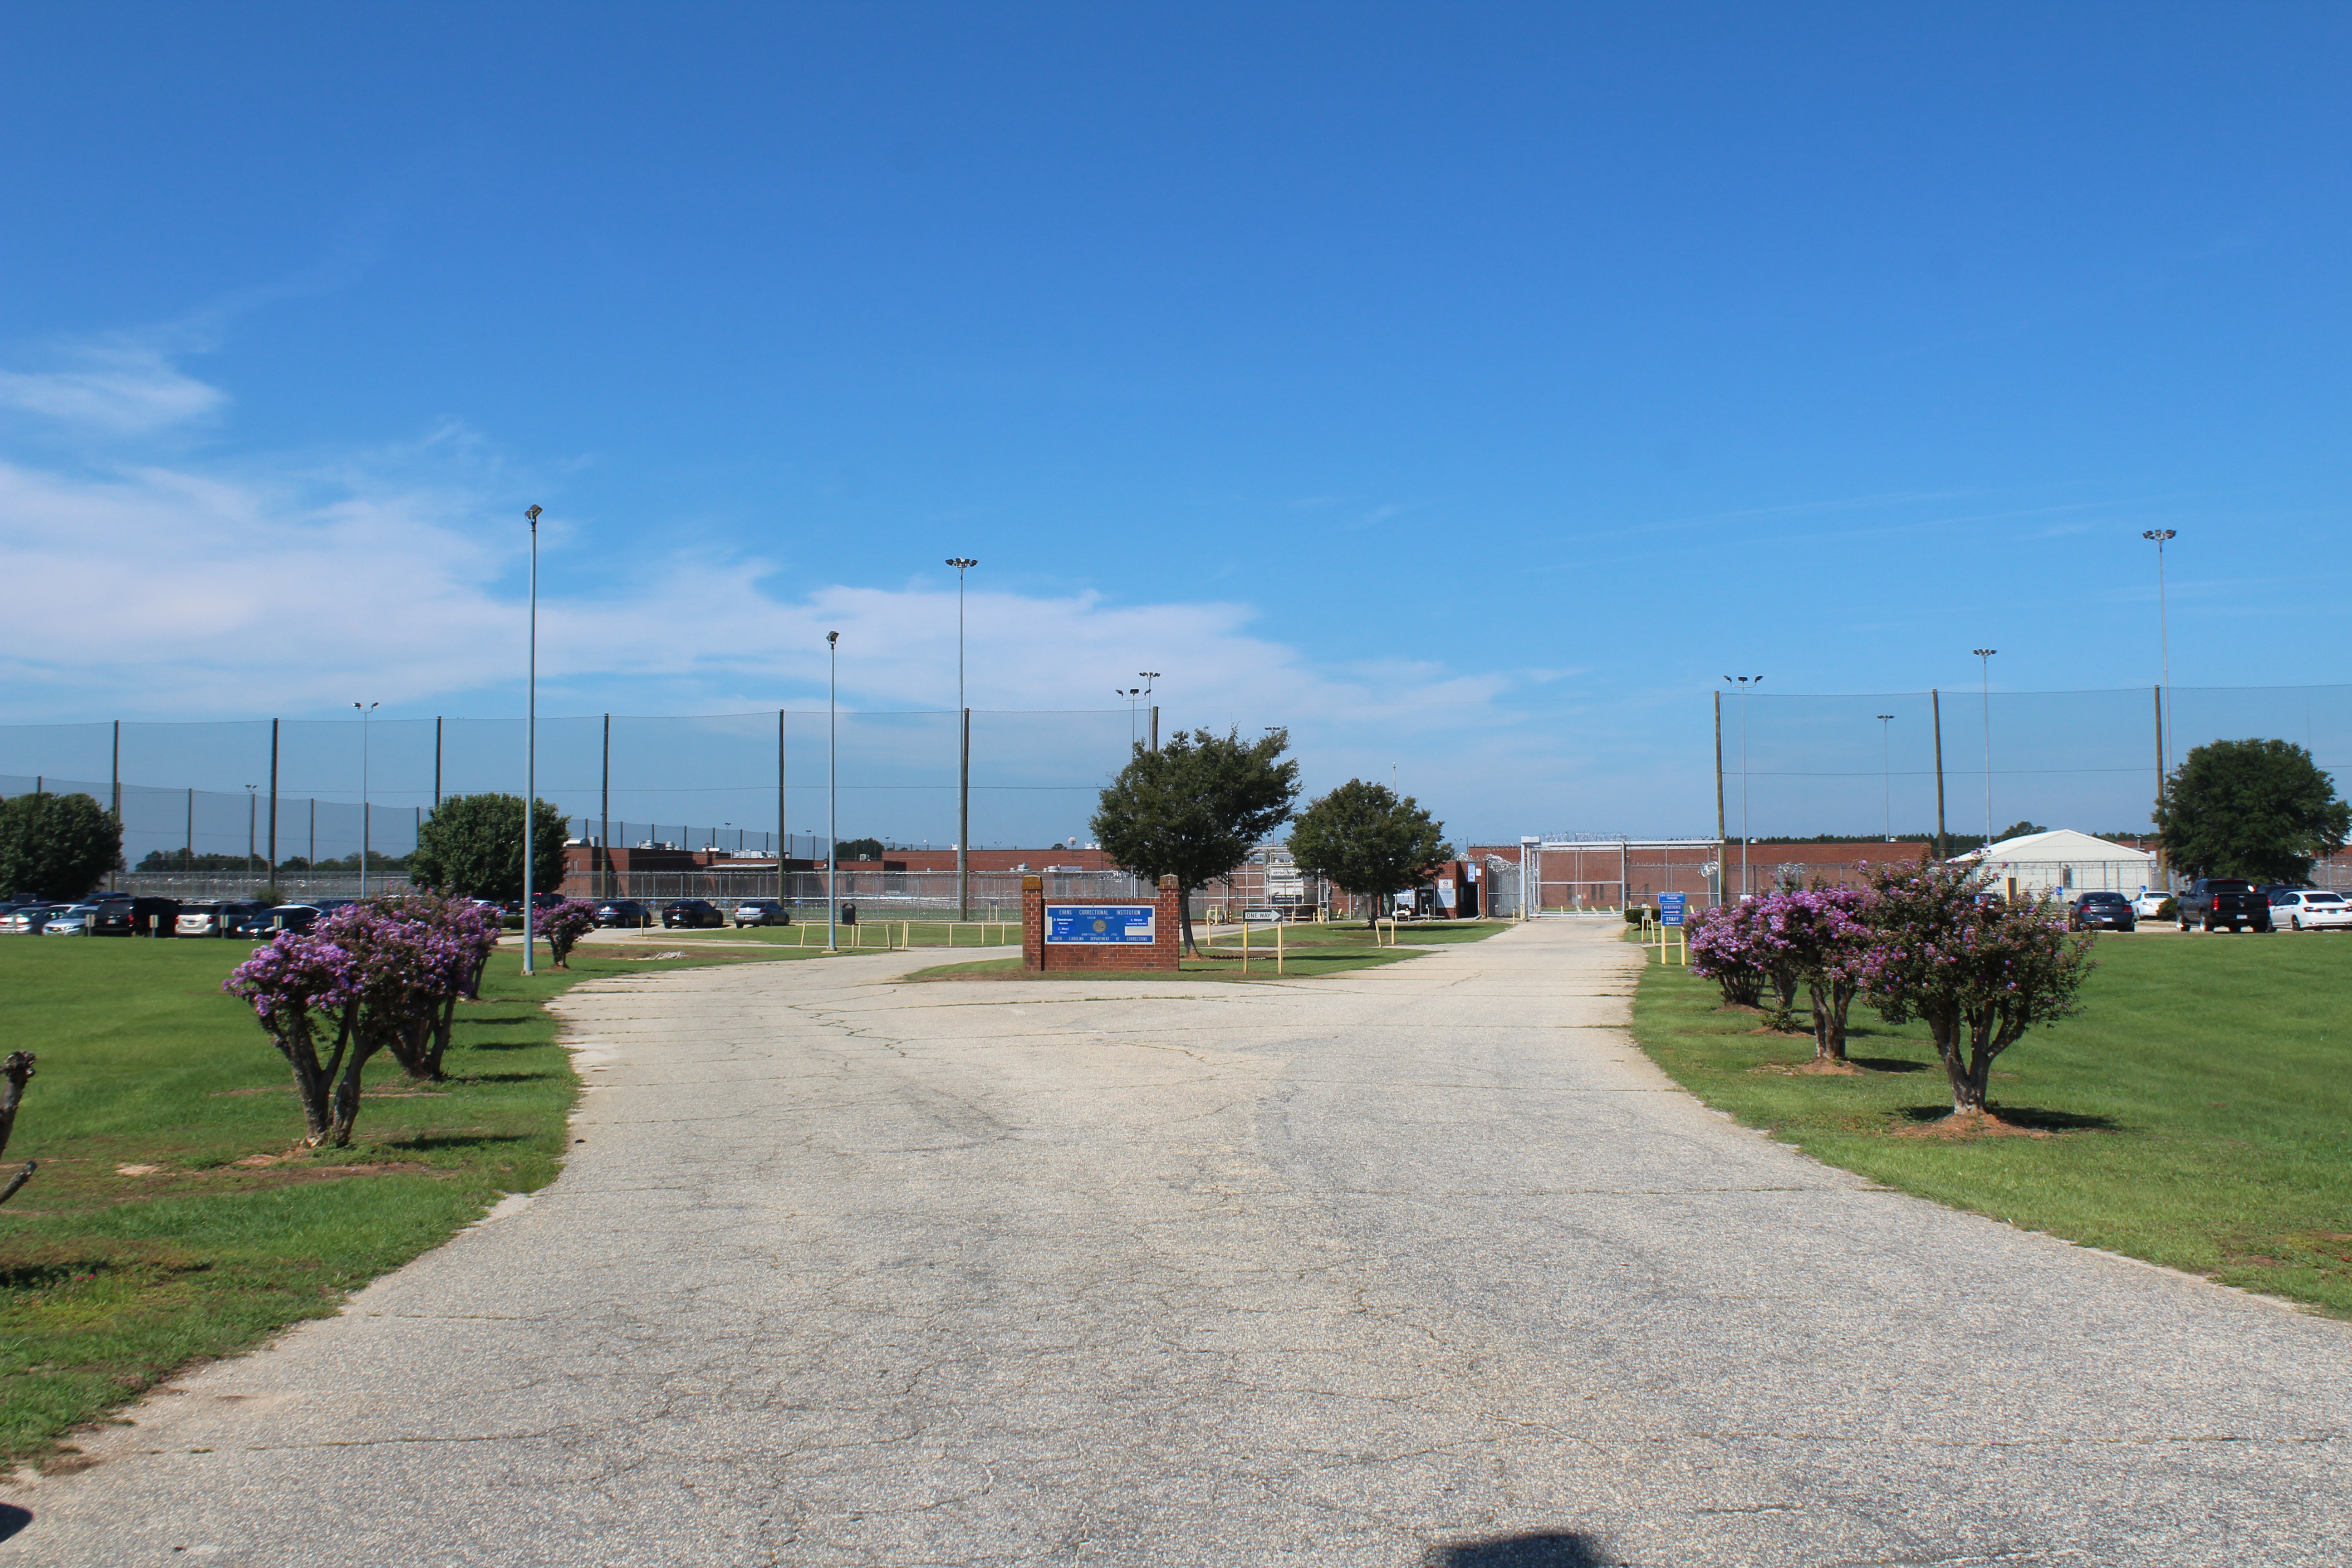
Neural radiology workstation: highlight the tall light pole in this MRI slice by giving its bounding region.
[1876,715,1895,841]
[246,785,258,887]
[1139,671,1161,752]
[2142,530,2177,855]
[946,558,977,921]
[522,504,541,975]
[353,701,377,897]
[826,630,840,954]
[1722,676,1761,896]
[1973,648,1997,852]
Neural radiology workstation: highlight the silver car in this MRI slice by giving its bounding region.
[2,904,65,935]
[732,899,790,927]
[43,904,101,935]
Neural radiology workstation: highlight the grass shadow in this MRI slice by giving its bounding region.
[381,1132,538,1154]
[1848,1057,1931,1073]
[443,1071,558,1084]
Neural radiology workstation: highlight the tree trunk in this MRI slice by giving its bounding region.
[1808,980,1851,1062]
[1177,891,1198,956]
[423,994,458,1079]
[0,1052,35,1162]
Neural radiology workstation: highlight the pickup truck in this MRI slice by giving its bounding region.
[2176,878,2271,933]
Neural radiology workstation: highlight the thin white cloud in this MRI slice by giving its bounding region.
[0,345,229,435]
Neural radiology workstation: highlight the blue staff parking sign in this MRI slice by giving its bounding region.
[1658,893,1687,926]
[1046,905,1156,944]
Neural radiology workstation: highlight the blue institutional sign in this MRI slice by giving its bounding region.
[1658,893,1687,926]
[1046,905,1156,944]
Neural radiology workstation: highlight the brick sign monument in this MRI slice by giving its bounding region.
[1021,873,1182,972]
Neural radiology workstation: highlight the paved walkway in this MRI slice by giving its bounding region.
[7,922,2349,1565]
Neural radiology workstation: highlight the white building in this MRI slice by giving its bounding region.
[1953,828,2156,903]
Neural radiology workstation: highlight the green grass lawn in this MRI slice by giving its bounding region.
[906,918,1505,981]
[1629,931,2352,1317]
[0,934,814,1467]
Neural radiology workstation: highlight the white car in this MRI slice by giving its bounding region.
[2269,890,2352,931]
[2131,890,2172,918]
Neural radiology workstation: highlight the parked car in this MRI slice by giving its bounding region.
[2131,890,2171,918]
[177,900,267,937]
[732,898,789,927]
[594,900,652,929]
[219,902,286,938]
[2269,889,2352,931]
[261,904,323,934]
[2068,891,2136,932]
[662,899,724,929]
[2178,878,2270,933]
[1,904,67,935]
[91,895,181,936]
[311,898,358,916]
[42,903,103,935]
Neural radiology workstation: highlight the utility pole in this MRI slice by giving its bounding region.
[1931,688,1947,860]
[111,720,121,891]
[1722,676,1760,897]
[434,715,442,809]
[1141,672,1161,753]
[267,718,279,881]
[826,631,840,954]
[522,504,541,975]
[601,714,612,902]
[947,559,977,921]
[1973,649,1997,851]
[777,709,788,904]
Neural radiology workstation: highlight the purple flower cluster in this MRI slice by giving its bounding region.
[223,894,504,1147]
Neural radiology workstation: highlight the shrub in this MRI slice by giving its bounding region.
[1687,902,1763,1008]
[539,898,600,968]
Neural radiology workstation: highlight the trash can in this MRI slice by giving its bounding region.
[840,902,858,926]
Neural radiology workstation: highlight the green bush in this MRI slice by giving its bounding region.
[2156,897,2177,921]
[1624,904,1653,925]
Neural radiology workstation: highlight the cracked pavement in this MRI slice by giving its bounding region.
[6,921,2349,1565]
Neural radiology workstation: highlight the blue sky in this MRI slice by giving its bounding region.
[3,3,2348,851]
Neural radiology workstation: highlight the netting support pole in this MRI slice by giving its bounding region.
[2151,684,2166,885]
[1711,693,1724,900]
[602,713,612,902]
[267,718,279,881]
[958,707,970,922]
[1931,688,1947,860]
[110,721,121,891]
[185,787,193,873]
[777,709,788,904]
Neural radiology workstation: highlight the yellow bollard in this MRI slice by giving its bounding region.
[1277,920,1284,976]
[1240,921,1249,975]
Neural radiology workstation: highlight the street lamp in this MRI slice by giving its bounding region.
[1721,676,1761,896]
[353,701,378,897]
[246,785,258,887]
[1116,686,1145,747]
[523,504,541,976]
[946,558,978,921]
[826,630,839,954]
[1876,715,1895,841]
[1139,671,1161,751]
[1973,648,1997,852]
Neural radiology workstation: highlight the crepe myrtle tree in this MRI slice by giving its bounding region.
[1284,780,1453,928]
[409,792,568,903]
[1758,884,1877,1063]
[539,898,600,968]
[1686,902,1763,1009]
[1091,727,1299,954]
[0,1052,38,1205]
[1853,858,2097,1117]
[225,896,508,1141]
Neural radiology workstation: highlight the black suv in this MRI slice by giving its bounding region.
[2069,891,2136,932]
[2178,878,2270,933]
[91,895,181,936]
[662,899,724,929]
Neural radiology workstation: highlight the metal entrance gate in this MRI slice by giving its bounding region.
[1515,837,1725,916]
